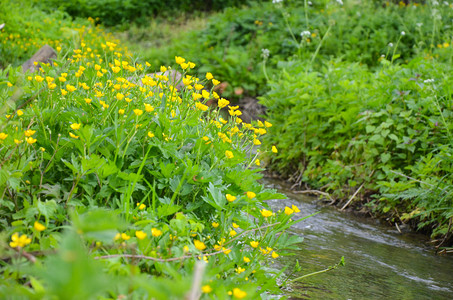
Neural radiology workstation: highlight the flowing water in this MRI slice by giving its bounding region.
[264,178,453,300]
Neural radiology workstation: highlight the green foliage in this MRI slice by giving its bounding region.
[126,0,453,100]
[38,0,265,27]
[0,2,305,298]
[262,54,453,238]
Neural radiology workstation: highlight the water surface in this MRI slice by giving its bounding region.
[265,178,453,300]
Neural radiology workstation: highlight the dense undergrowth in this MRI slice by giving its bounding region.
[0,0,308,298]
[115,0,453,245]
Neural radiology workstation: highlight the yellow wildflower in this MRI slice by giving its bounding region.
[202,285,212,293]
[24,129,36,137]
[232,222,239,228]
[136,203,146,210]
[34,75,44,83]
[206,72,213,80]
[202,90,210,99]
[25,137,37,144]
[116,93,124,100]
[225,150,234,159]
[292,205,301,213]
[250,241,259,248]
[70,123,81,130]
[233,288,247,299]
[243,256,251,263]
[226,194,236,202]
[212,79,220,86]
[175,56,185,65]
[272,146,278,153]
[229,230,237,237]
[9,233,31,248]
[133,109,143,116]
[69,132,79,139]
[66,84,76,92]
[121,233,131,240]
[194,240,206,251]
[272,251,279,259]
[255,159,261,166]
[260,208,273,218]
[151,228,162,237]
[212,222,219,228]
[135,230,147,240]
[284,206,294,215]
[147,131,155,138]
[34,221,46,232]
[246,191,256,199]
[144,103,154,112]
[0,133,8,140]
[17,110,24,116]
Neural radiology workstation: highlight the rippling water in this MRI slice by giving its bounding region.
[264,178,453,300]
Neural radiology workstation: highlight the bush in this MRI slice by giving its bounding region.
[0,3,306,298]
[261,56,453,238]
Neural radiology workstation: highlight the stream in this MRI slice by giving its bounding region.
[264,178,453,300]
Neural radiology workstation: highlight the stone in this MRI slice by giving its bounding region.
[22,45,57,73]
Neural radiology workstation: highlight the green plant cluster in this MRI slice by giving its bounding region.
[262,57,453,237]
[128,0,453,100]
[37,0,264,27]
[0,1,306,298]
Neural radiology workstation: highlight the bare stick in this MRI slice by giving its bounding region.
[187,261,206,300]
[340,183,364,211]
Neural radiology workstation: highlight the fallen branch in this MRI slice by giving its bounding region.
[340,170,374,211]
[293,190,334,203]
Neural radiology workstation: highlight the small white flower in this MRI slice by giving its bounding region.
[272,0,283,3]
[336,0,343,5]
[432,0,439,6]
[261,48,270,59]
[308,1,313,5]
[301,30,311,37]
[416,23,423,27]
[424,79,435,83]
[401,31,406,36]
[381,54,385,58]
[388,43,394,47]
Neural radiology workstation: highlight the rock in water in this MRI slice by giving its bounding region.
[22,45,57,73]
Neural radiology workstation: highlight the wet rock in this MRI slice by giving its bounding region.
[22,45,57,73]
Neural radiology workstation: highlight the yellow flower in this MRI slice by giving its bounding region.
[58,76,67,82]
[40,147,45,152]
[175,56,185,65]
[7,82,13,87]
[14,139,22,145]
[243,256,251,263]
[180,62,189,70]
[226,194,236,202]
[250,241,259,248]
[233,288,247,299]
[225,150,234,159]
[9,233,31,248]
[17,110,24,116]
[70,123,81,130]
[188,62,196,68]
[0,132,8,140]
[194,83,204,90]
[183,245,190,252]
[272,251,279,259]
[265,121,272,128]
[260,208,273,218]
[151,228,162,237]
[160,65,167,72]
[202,285,212,293]
[116,93,124,100]
[34,75,44,83]
[232,222,239,228]
[272,146,278,153]
[194,240,206,250]
[292,205,301,213]
[246,191,256,199]
[25,137,37,144]
[253,139,261,146]
[144,103,154,112]
[222,247,231,254]
[112,66,121,73]
[202,90,210,99]
[255,159,261,166]
[61,89,68,96]
[34,221,46,232]
[206,72,213,80]
[212,222,219,228]
[195,102,208,111]
[229,230,237,237]
[24,129,36,137]
[284,206,294,215]
[69,132,79,139]
[65,84,76,92]
[133,109,143,116]
[121,233,131,240]
[147,131,155,138]
[135,230,147,240]
[136,202,146,210]
[212,79,220,86]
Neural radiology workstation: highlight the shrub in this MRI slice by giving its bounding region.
[0,5,305,298]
